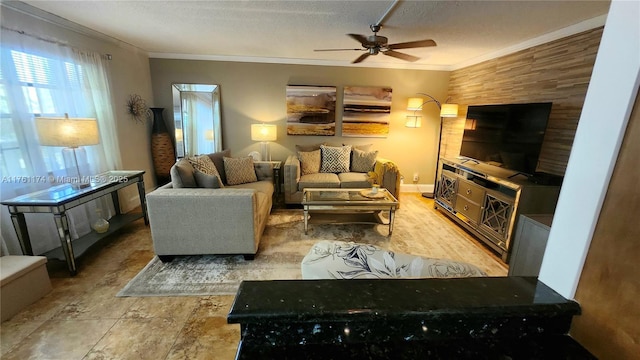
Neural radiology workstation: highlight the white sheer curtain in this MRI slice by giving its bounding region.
[0,27,122,255]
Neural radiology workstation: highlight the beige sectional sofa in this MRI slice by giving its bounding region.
[283,143,401,204]
[146,150,274,261]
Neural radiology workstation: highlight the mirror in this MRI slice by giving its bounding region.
[172,84,222,158]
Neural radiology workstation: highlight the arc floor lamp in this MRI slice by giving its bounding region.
[406,93,459,198]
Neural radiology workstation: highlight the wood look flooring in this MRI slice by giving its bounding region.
[0,194,507,359]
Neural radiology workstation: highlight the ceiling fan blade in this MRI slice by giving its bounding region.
[388,39,437,50]
[348,33,372,46]
[383,50,419,62]
[315,48,364,52]
[352,53,371,64]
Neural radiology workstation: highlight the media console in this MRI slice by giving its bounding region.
[434,158,560,262]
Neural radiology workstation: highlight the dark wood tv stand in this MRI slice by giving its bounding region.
[434,157,560,262]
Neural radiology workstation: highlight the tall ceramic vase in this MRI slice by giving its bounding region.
[150,107,175,185]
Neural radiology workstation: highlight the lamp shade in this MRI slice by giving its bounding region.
[440,103,459,118]
[251,124,277,141]
[407,97,424,111]
[35,116,99,147]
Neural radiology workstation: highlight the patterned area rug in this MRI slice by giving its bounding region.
[117,195,507,297]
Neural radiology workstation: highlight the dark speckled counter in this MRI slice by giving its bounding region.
[227,277,595,359]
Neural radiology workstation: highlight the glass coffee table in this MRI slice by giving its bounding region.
[302,188,399,236]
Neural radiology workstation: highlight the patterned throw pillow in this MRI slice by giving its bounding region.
[298,149,321,175]
[351,148,378,173]
[224,156,258,185]
[320,145,351,173]
[187,155,224,188]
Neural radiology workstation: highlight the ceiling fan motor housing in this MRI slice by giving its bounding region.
[366,35,388,48]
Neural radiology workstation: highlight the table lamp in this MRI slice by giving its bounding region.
[35,114,100,189]
[251,123,277,161]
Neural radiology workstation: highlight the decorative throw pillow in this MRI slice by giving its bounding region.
[345,143,372,152]
[170,158,197,188]
[187,155,224,188]
[298,149,321,175]
[207,149,231,185]
[224,156,258,185]
[320,145,351,173]
[351,148,378,173]
[193,168,222,188]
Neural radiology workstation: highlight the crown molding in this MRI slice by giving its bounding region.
[147,52,452,72]
[1,1,139,49]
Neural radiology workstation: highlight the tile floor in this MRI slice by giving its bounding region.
[0,195,506,359]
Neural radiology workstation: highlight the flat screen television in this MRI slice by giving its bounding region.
[460,102,552,175]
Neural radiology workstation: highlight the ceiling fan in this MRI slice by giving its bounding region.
[314,1,437,64]
[314,24,437,64]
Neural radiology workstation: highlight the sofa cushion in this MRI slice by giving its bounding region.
[338,172,373,188]
[351,148,378,173]
[298,149,321,175]
[207,149,231,185]
[170,158,197,188]
[298,173,340,190]
[320,145,351,173]
[224,156,258,185]
[193,168,222,188]
[228,179,275,197]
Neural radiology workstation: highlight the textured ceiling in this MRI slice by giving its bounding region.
[19,0,610,70]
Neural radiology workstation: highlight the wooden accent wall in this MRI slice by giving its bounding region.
[444,28,603,176]
[569,90,640,359]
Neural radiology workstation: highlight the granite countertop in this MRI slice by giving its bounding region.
[228,277,594,359]
[228,277,580,324]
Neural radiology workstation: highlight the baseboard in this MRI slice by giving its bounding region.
[400,183,434,194]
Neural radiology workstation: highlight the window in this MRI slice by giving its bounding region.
[0,48,91,178]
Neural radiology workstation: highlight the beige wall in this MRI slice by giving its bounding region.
[569,90,640,359]
[1,4,155,196]
[149,59,450,186]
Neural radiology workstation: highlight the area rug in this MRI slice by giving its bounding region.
[117,195,508,297]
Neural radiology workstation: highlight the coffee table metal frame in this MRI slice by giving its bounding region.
[301,188,398,236]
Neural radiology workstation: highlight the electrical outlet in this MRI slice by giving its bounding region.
[413,173,419,182]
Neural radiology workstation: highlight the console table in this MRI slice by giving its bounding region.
[1,170,148,275]
[434,158,560,262]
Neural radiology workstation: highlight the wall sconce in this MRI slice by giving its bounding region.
[251,123,277,161]
[405,93,459,198]
[405,97,424,127]
[35,114,100,189]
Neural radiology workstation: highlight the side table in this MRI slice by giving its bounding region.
[257,160,283,206]
[1,170,148,275]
